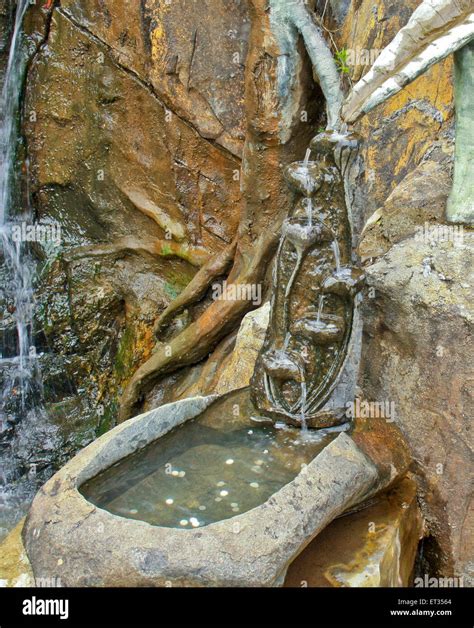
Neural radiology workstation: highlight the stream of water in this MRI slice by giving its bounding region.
[331,239,341,273]
[0,0,36,401]
[0,0,44,539]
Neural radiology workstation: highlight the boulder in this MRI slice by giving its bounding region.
[23,392,410,587]
[214,303,270,395]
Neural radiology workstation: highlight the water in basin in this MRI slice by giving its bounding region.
[80,390,341,529]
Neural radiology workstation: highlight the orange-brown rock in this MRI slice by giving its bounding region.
[285,476,423,587]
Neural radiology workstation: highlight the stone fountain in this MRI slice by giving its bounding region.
[252,131,364,429]
[22,132,411,587]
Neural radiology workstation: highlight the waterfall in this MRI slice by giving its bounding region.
[305,198,312,227]
[0,0,44,538]
[299,380,308,435]
[1,0,35,403]
[331,239,341,273]
[303,148,311,167]
[316,294,325,323]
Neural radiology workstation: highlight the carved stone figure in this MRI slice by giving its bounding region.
[251,130,364,428]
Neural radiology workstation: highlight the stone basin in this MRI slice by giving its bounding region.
[322,267,366,298]
[282,216,333,250]
[261,349,305,382]
[292,314,346,344]
[284,161,324,196]
[23,388,410,587]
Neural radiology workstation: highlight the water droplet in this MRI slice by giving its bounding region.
[190,517,200,528]
[179,519,188,526]
[220,490,229,497]
[225,459,234,465]
[171,470,179,477]
[165,498,174,505]
[248,430,253,435]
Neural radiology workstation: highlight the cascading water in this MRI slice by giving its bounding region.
[1,0,34,404]
[331,238,341,273]
[0,0,46,538]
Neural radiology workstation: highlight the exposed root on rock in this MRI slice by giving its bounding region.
[64,236,210,267]
[153,238,238,335]
[118,0,340,422]
[118,231,279,422]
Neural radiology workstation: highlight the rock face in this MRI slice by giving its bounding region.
[15,1,245,473]
[358,133,455,262]
[360,233,473,583]
[324,0,472,584]
[337,0,454,235]
[285,476,423,587]
[60,0,249,157]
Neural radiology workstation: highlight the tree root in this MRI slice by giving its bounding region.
[117,0,340,422]
[63,236,209,267]
[153,238,238,335]
[118,232,279,422]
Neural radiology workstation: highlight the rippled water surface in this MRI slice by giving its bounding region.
[81,390,341,528]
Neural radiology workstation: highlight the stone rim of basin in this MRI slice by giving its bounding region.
[22,390,410,587]
[292,314,346,345]
[282,217,333,249]
[284,161,325,196]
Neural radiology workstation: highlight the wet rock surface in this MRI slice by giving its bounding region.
[0,518,33,587]
[285,476,423,587]
[360,233,473,583]
[9,0,245,489]
[60,0,249,156]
